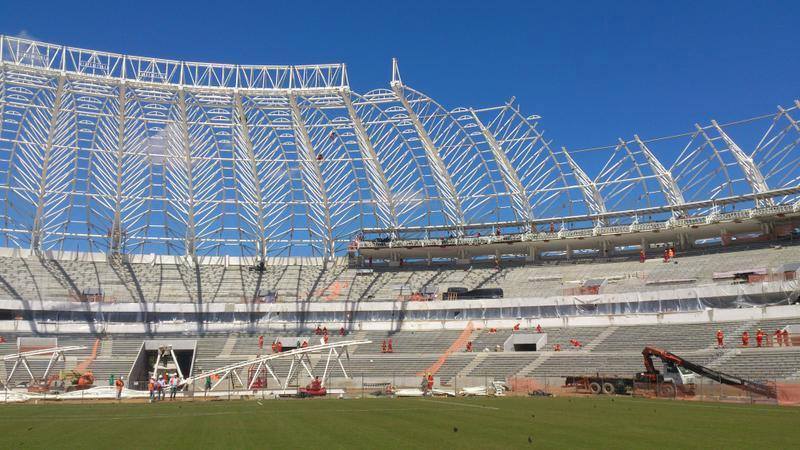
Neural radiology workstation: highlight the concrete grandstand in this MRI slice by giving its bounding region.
[0,35,799,399]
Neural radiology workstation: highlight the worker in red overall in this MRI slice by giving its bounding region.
[427,374,434,390]
[716,329,724,348]
[301,340,308,348]
[741,331,749,347]
[322,326,328,335]
[315,326,322,335]
[271,342,277,353]
[339,327,346,336]
[553,344,561,351]
[387,339,393,353]
[639,250,646,263]
[381,340,387,353]
[535,324,542,333]
[513,323,520,331]
[466,341,473,352]
[776,329,783,346]
[783,329,791,346]
[258,335,264,350]
[323,334,329,344]
[756,329,764,347]
[276,341,283,352]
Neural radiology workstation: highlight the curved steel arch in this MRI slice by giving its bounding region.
[0,35,796,257]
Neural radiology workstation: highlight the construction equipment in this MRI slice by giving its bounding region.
[565,346,777,399]
[640,346,777,399]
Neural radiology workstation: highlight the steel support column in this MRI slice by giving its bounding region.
[470,108,533,222]
[176,88,197,257]
[233,92,268,259]
[634,135,686,209]
[711,120,772,206]
[288,93,334,257]
[561,146,607,221]
[30,75,66,250]
[341,89,399,230]
[110,82,127,254]
[391,60,464,230]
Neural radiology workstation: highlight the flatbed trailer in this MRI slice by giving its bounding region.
[564,375,635,395]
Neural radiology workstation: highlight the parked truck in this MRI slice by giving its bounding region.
[564,347,777,399]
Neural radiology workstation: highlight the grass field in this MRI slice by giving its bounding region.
[1,396,799,449]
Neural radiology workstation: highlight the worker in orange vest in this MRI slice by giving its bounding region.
[716,329,724,348]
[756,329,764,347]
[741,331,749,347]
[114,376,124,400]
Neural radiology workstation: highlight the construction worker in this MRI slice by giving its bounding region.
[114,376,124,400]
[783,329,791,346]
[716,329,724,348]
[301,340,308,348]
[258,335,264,350]
[756,329,764,347]
[315,326,322,335]
[339,327,346,336]
[553,343,561,352]
[204,376,212,395]
[741,331,749,347]
[276,341,283,352]
[639,249,646,263]
[664,249,670,262]
[387,339,393,353]
[466,341,473,352]
[776,329,783,347]
[381,340,387,353]
[169,374,179,400]
[322,326,328,335]
[535,324,542,333]
[323,334,329,344]
[513,323,520,331]
[148,378,156,403]
[271,341,277,353]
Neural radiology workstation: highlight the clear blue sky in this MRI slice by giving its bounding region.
[1,0,798,151]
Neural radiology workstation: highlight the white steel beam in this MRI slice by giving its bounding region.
[341,89,399,230]
[390,60,464,229]
[30,75,66,250]
[561,147,607,220]
[176,89,197,257]
[470,108,532,222]
[634,135,686,208]
[288,93,334,257]
[711,120,773,206]
[110,83,127,254]
[233,92,268,259]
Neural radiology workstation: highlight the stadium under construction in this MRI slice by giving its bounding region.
[0,35,799,406]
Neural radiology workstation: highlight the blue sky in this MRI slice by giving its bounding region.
[2,0,798,152]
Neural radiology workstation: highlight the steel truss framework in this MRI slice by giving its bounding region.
[2,345,86,388]
[180,339,369,392]
[0,36,797,257]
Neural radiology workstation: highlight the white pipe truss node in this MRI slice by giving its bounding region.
[0,35,797,257]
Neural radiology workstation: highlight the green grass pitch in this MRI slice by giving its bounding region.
[1,396,798,449]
